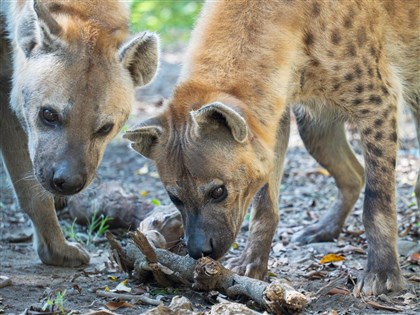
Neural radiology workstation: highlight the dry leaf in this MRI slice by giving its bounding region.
[327,287,351,295]
[105,301,134,311]
[408,252,420,264]
[114,280,131,293]
[320,253,345,264]
[366,300,401,312]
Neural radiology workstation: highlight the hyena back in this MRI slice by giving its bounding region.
[0,0,159,266]
[125,0,419,296]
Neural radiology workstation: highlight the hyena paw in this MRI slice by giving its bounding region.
[37,240,90,267]
[353,269,404,296]
[291,222,340,244]
[225,254,267,280]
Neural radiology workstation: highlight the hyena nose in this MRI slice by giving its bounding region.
[51,168,86,195]
[187,234,213,259]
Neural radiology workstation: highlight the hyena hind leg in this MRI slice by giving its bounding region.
[410,101,420,208]
[292,109,365,244]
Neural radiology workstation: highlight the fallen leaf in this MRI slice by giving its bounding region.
[105,301,134,311]
[327,287,351,295]
[305,270,327,279]
[408,252,420,264]
[139,191,148,197]
[107,276,117,281]
[114,280,131,293]
[320,253,345,264]
[136,165,149,175]
[366,301,401,312]
[231,242,239,250]
[408,275,420,282]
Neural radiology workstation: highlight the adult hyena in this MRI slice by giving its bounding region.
[0,0,158,266]
[125,0,419,296]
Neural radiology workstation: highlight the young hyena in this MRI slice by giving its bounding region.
[125,0,419,295]
[0,0,158,266]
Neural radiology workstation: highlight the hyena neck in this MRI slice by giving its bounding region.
[175,1,300,150]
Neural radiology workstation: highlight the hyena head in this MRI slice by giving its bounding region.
[125,90,272,259]
[10,0,159,195]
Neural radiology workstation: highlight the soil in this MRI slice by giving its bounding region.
[0,50,419,315]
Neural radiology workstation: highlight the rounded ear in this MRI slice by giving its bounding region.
[17,0,63,57]
[123,117,162,159]
[119,31,160,87]
[190,102,248,143]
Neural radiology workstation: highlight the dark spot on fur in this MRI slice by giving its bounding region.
[346,43,356,57]
[389,132,397,142]
[384,193,391,203]
[370,46,377,57]
[381,165,388,172]
[333,83,341,91]
[352,99,363,105]
[371,146,383,157]
[367,83,374,90]
[376,69,382,80]
[331,30,341,45]
[344,73,354,81]
[304,32,314,46]
[355,84,364,94]
[355,65,363,78]
[374,118,384,127]
[300,71,305,90]
[344,17,353,28]
[374,132,383,141]
[363,128,373,136]
[369,95,383,105]
[327,50,335,57]
[333,65,340,71]
[390,157,396,167]
[361,109,370,115]
[367,67,374,77]
[357,27,367,47]
[381,85,389,95]
[312,2,321,16]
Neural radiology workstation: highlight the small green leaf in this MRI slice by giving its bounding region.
[150,199,161,206]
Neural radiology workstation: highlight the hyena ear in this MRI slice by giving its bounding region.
[17,0,62,57]
[191,102,248,143]
[123,117,163,159]
[119,32,159,87]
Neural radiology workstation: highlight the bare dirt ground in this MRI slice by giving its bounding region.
[0,51,419,315]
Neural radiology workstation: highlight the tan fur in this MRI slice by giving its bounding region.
[0,0,158,267]
[126,0,419,296]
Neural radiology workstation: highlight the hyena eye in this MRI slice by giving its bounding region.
[95,123,114,137]
[40,107,59,126]
[210,185,227,202]
[168,192,184,207]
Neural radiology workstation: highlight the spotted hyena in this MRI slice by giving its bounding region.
[125,0,419,295]
[0,0,158,266]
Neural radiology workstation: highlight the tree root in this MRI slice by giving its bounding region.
[107,230,307,314]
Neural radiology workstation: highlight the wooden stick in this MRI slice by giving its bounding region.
[96,290,161,306]
[124,230,307,314]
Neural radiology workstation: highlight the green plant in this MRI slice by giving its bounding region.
[42,290,67,315]
[64,218,79,242]
[130,0,203,46]
[87,209,113,242]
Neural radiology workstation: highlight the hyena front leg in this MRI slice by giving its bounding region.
[0,101,89,267]
[226,111,290,279]
[292,110,364,243]
[354,95,404,295]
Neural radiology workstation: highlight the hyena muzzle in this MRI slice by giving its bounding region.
[0,0,159,266]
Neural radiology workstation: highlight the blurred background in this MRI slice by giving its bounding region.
[130,0,203,49]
